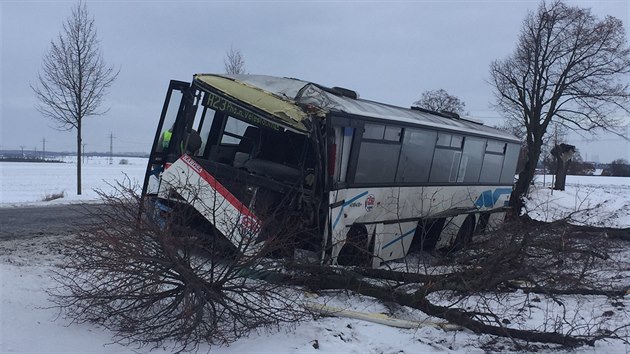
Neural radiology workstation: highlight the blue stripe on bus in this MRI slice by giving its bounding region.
[343,191,369,207]
[382,228,416,250]
[474,188,512,208]
[332,191,369,230]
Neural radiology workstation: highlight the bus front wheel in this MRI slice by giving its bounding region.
[337,225,370,266]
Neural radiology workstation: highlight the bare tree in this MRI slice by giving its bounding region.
[489,0,630,213]
[413,89,467,115]
[224,46,246,75]
[50,177,308,352]
[31,1,118,195]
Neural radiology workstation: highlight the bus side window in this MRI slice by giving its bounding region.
[479,141,507,184]
[333,126,354,183]
[396,129,436,183]
[499,143,520,184]
[354,124,402,184]
[430,132,464,183]
[457,137,485,183]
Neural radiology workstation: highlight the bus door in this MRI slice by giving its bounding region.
[142,80,194,198]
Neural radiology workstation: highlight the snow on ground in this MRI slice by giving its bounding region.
[1,160,629,353]
[0,236,449,354]
[526,175,630,228]
[0,157,147,206]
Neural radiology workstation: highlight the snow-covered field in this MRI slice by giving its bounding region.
[1,159,629,353]
[0,156,148,206]
[527,175,630,229]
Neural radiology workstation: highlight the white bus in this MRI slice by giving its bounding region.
[142,74,520,267]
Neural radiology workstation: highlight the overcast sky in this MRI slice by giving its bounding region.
[1,0,628,163]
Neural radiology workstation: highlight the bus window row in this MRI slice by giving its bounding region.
[350,123,519,186]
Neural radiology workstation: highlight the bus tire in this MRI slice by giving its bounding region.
[451,215,475,251]
[476,212,490,234]
[337,225,370,266]
[410,218,445,251]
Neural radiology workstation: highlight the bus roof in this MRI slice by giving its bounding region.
[194,74,519,142]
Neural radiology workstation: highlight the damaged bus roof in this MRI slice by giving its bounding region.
[194,74,519,142]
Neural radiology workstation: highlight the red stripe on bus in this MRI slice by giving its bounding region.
[180,156,258,221]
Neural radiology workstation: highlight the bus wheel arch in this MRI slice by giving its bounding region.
[337,224,371,266]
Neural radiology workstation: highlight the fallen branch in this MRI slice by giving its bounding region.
[289,268,593,348]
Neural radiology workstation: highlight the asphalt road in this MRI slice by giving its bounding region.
[0,204,107,240]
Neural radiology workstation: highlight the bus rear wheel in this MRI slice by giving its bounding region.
[450,215,475,252]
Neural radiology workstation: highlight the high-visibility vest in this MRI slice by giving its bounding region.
[162,130,172,149]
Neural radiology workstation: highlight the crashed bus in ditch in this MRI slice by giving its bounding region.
[141,74,520,267]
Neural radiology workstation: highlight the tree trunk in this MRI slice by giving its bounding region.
[551,144,575,191]
[77,120,82,195]
[510,141,542,216]
[554,158,567,191]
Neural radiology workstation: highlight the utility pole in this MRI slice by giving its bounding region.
[109,132,115,165]
[19,145,25,158]
[42,137,46,160]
